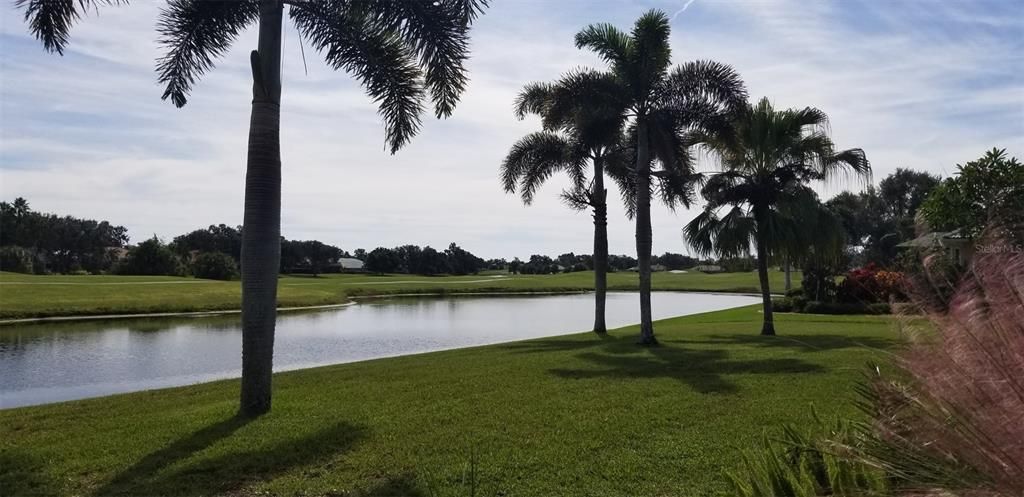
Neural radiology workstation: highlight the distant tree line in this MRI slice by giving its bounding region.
[0,198,128,274]
[363,243,485,275]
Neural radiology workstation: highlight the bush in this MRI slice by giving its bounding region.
[837,263,906,304]
[191,251,239,280]
[115,237,183,276]
[784,287,804,298]
[865,303,891,315]
[770,297,794,311]
[0,246,33,273]
[802,301,869,315]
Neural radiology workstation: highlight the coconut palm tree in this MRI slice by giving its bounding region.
[574,10,747,344]
[16,0,487,416]
[501,70,629,334]
[684,97,870,336]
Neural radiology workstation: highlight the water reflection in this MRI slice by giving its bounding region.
[0,292,757,408]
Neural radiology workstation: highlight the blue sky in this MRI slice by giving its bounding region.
[1,0,1022,259]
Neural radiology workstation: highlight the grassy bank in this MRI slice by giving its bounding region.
[0,306,894,496]
[0,270,800,319]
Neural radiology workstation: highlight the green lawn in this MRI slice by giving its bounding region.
[0,270,799,319]
[0,306,894,496]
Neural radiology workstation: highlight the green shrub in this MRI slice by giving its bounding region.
[0,246,33,274]
[114,237,183,276]
[790,295,808,312]
[191,252,239,280]
[802,301,869,315]
[725,416,887,497]
[785,287,804,298]
[865,303,891,315]
[773,298,795,313]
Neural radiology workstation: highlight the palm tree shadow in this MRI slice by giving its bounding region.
[508,334,827,394]
[92,416,366,496]
[682,333,901,352]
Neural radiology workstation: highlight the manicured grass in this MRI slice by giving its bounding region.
[0,270,800,319]
[0,306,895,496]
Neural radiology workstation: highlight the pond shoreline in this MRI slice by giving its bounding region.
[0,288,772,325]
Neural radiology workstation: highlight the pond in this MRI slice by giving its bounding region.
[0,292,758,408]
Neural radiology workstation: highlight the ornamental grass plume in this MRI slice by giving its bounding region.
[859,225,1024,496]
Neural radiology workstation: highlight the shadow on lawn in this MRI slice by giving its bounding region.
[504,333,836,394]
[684,333,901,352]
[92,416,366,496]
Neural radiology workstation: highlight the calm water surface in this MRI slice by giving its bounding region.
[0,292,757,408]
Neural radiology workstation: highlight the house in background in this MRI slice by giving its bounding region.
[895,229,974,265]
[334,257,366,273]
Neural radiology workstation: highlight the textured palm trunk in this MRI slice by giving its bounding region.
[635,118,656,345]
[239,0,283,417]
[754,211,776,336]
[592,157,608,335]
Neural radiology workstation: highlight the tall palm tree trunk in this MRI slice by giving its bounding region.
[635,118,657,345]
[754,212,776,336]
[592,157,608,335]
[239,0,283,417]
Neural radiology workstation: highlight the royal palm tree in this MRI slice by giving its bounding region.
[501,70,629,334]
[16,0,487,416]
[684,97,870,336]
[574,10,747,344]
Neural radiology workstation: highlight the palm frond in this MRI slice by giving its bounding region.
[513,82,553,119]
[291,4,426,153]
[352,0,479,117]
[628,10,672,97]
[156,0,260,108]
[560,183,595,212]
[15,0,122,55]
[500,132,581,204]
[574,22,632,70]
[667,60,748,114]
[543,69,628,143]
[683,206,754,258]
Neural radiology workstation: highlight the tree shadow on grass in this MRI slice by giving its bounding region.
[92,416,366,496]
[505,334,827,394]
[680,333,901,353]
[0,448,59,496]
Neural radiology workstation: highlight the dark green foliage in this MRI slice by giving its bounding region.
[826,168,940,268]
[772,298,795,313]
[0,245,34,274]
[654,252,697,270]
[0,197,128,274]
[444,243,483,275]
[280,240,343,276]
[115,237,184,276]
[801,260,840,302]
[801,301,882,315]
[171,224,242,261]
[365,247,402,274]
[191,251,239,281]
[920,148,1024,237]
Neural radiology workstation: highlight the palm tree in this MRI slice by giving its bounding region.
[501,70,629,334]
[574,10,747,344]
[16,0,487,416]
[684,97,870,336]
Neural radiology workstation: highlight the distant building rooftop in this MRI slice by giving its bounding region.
[337,258,365,270]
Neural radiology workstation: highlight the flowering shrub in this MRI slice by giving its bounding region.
[837,263,906,304]
[859,231,1024,495]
